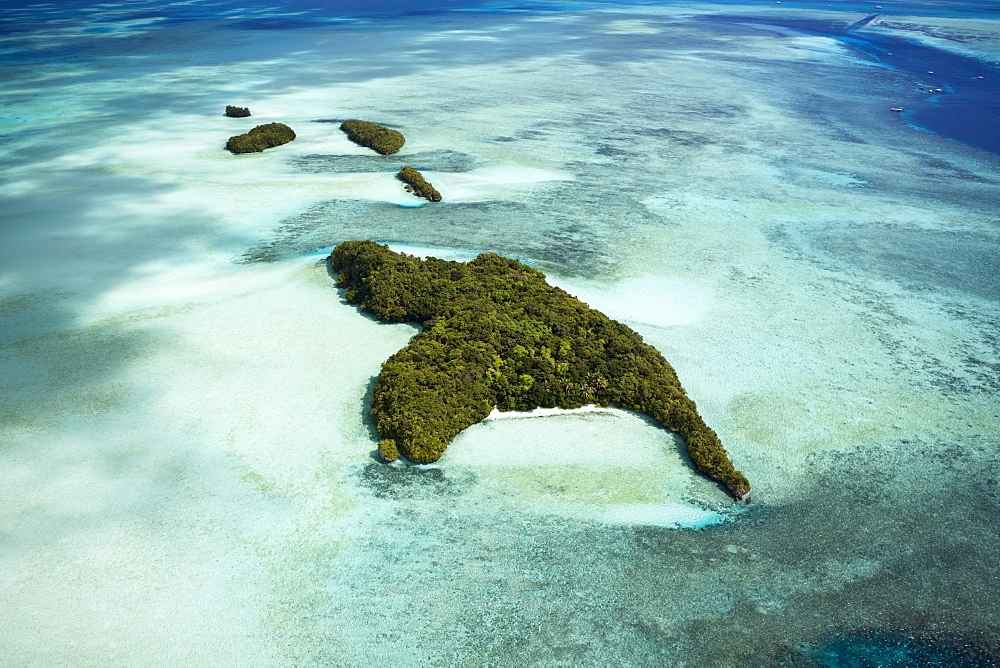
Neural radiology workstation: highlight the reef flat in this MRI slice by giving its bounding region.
[331,241,750,498]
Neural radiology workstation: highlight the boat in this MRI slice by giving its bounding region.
[890,107,903,112]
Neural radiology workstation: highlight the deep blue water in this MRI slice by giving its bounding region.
[705,14,1000,156]
[3,0,997,156]
[848,26,1000,158]
[4,0,1000,22]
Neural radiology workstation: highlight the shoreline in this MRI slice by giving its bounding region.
[484,404,621,420]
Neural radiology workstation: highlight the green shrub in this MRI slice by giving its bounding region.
[226,122,295,153]
[378,439,399,462]
[339,119,405,155]
[398,166,442,202]
[225,105,251,118]
[330,241,751,499]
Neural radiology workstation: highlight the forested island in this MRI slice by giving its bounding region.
[398,166,442,202]
[330,241,751,499]
[225,105,251,117]
[226,122,295,153]
[340,119,405,154]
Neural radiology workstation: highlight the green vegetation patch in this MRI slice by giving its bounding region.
[398,166,442,202]
[340,119,405,155]
[330,241,751,499]
[378,439,400,462]
[226,122,295,154]
[225,105,251,118]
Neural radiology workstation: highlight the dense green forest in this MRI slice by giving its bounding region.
[340,119,405,155]
[331,241,751,499]
[225,105,251,118]
[226,122,295,153]
[398,166,442,202]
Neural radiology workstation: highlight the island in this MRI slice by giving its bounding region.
[398,166,442,202]
[226,122,296,154]
[225,105,251,118]
[339,119,405,155]
[330,241,751,499]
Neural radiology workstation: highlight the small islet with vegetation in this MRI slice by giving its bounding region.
[225,122,296,154]
[339,119,406,155]
[398,166,441,202]
[330,240,751,499]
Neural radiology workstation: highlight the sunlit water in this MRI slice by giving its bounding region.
[1,0,998,663]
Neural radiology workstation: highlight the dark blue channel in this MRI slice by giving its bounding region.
[708,14,1000,157]
[851,25,1000,158]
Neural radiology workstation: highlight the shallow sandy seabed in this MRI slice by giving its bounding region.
[1,0,998,663]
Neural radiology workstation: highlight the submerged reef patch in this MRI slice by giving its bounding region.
[291,149,481,174]
[330,241,750,498]
[225,122,295,153]
[784,628,1000,666]
[398,166,441,202]
[356,462,475,500]
[339,119,405,155]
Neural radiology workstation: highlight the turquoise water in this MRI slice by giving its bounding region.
[1,0,998,663]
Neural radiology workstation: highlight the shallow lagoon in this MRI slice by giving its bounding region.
[1,0,998,663]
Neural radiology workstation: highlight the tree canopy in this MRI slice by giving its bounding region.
[331,241,751,499]
[226,122,295,153]
[398,166,442,202]
[340,119,405,155]
[225,105,251,118]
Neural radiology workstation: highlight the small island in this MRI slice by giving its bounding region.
[340,119,405,155]
[398,166,442,202]
[225,105,251,118]
[226,122,295,154]
[330,241,751,499]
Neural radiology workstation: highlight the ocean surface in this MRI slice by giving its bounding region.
[1,0,998,664]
